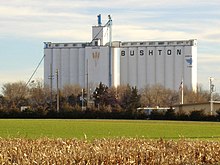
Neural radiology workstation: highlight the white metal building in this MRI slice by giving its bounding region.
[44,15,197,91]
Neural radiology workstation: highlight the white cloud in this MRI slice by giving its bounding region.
[0,0,220,90]
[0,67,43,94]
[197,52,220,91]
[199,54,220,63]
[113,25,189,41]
[0,67,40,95]
[37,29,91,41]
[0,0,219,43]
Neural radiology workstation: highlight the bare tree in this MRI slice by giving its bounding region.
[140,84,178,107]
[183,86,210,104]
[61,84,82,98]
[59,84,83,108]
[115,85,128,101]
[29,80,50,110]
[2,81,29,108]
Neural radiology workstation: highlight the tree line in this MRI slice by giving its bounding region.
[0,80,220,120]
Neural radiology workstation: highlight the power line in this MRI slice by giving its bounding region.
[26,54,45,86]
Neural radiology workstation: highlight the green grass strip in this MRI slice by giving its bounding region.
[0,119,219,140]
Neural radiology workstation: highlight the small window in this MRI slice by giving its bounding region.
[149,42,155,45]
[55,44,59,47]
[131,42,137,45]
[177,41,184,44]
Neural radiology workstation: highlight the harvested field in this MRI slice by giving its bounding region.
[0,138,219,164]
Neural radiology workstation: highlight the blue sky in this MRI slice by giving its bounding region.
[0,0,220,92]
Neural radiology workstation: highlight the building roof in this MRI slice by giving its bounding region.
[173,101,220,107]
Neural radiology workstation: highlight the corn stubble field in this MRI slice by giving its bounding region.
[0,138,219,164]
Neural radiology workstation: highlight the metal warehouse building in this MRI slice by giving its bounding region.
[44,15,197,91]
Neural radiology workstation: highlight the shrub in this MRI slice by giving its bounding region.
[189,110,205,121]
[164,108,176,120]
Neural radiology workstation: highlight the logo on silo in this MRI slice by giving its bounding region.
[92,52,100,67]
[185,57,192,67]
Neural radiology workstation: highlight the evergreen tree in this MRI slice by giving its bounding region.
[93,83,118,109]
[120,85,141,114]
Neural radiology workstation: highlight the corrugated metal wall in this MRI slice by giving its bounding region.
[44,40,197,91]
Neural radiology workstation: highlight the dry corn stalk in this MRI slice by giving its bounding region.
[0,138,219,164]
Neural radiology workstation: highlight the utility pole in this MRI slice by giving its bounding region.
[209,77,215,115]
[56,69,60,112]
[86,59,89,108]
[179,78,184,104]
[181,79,184,104]
[108,15,112,87]
[49,63,53,111]
[81,88,84,111]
